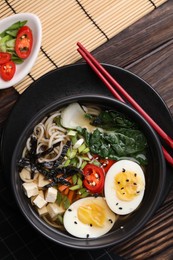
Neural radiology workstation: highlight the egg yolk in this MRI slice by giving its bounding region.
[115,170,144,201]
[77,203,106,227]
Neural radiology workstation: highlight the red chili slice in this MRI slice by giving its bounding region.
[99,158,116,173]
[0,61,16,81]
[15,25,33,59]
[92,154,116,173]
[0,52,11,64]
[83,164,105,193]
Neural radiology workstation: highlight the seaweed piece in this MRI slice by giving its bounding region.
[43,166,82,188]
[17,138,81,185]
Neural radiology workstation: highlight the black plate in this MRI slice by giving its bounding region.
[1,63,173,199]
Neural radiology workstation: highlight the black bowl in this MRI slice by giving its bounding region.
[11,94,166,249]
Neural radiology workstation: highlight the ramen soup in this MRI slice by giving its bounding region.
[18,102,148,239]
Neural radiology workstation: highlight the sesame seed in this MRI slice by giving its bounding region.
[103,163,107,167]
[86,234,89,238]
[74,221,77,224]
[119,207,123,210]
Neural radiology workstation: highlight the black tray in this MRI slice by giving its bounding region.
[1,63,173,202]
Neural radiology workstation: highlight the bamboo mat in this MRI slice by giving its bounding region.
[0,0,167,94]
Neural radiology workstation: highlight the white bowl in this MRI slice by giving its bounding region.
[0,13,42,89]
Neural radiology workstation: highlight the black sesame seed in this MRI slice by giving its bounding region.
[123,193,125,195]
[133,183,137,185]
[122,168,126,172]
[109,219,113,223]
[126,179,129,182]
[86,234,89,238]
[116,203,119,205]
[117,181,120,184]
[119,207,123,210]
[68,208,72,212]
[74,221,78,224]
[137,191,140,193]
[90,224,93,227]
[121,187,124,190]
[134,173,137,177]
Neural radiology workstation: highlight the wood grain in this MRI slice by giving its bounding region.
[0,1,172,259]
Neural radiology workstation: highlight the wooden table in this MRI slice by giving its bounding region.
[0,1,173,259]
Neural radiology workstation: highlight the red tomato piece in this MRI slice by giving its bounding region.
[0,52,11,64]
[83,164,105,193]
[0,61,16,81]
[15,25,33,59]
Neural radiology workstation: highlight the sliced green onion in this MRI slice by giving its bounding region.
[69,184,81,190]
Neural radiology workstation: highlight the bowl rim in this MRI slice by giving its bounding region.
[10,94,166,249]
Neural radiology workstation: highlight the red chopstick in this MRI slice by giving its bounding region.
[77,42,173,167]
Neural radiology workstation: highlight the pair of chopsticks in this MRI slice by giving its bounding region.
[77,42,173,167]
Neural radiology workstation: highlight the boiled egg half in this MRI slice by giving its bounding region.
[63,196,117,238]
[104,160,145,215]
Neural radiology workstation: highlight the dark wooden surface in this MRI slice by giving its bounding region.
[0,1,173,259]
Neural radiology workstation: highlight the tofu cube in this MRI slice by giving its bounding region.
[33,194,47,209]
[45,187,57,203]
[22,182,39,198]
[38,174,50,188]
[37,206,48,216]
[38,190,44,198]
[31,190,44,205]
[47,203,65,219]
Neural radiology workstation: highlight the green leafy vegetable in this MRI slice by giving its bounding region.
[91,110,136,130]
[0,20,27,37]
[77,110,148,165]
[0,20,27,63]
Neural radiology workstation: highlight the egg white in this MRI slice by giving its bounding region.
[63,197,116,238]
[104,160,145,215]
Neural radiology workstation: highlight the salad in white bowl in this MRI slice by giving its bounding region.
[0,13,42,89]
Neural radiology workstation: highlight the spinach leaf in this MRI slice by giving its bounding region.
[77,128,148,165]
[77,110,148,165]
[91,110,136,130]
